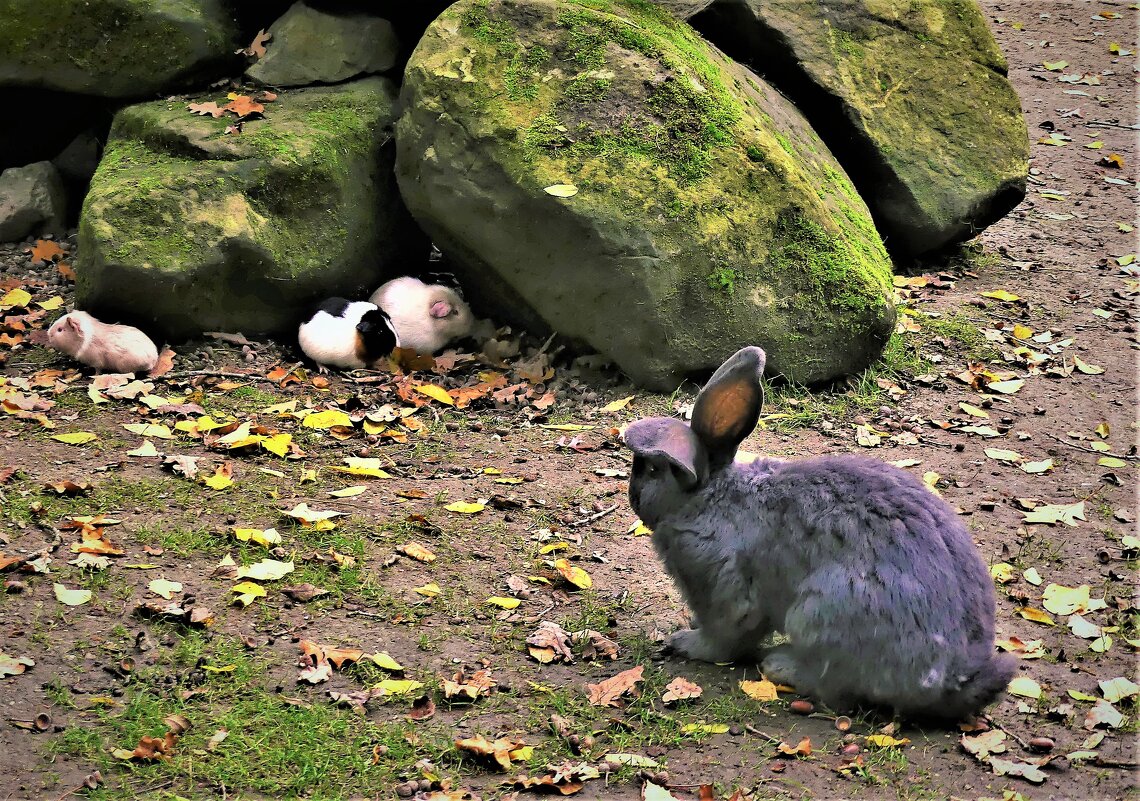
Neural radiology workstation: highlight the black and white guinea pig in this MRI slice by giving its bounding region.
[297,297,398,370]
[368,274,474,355]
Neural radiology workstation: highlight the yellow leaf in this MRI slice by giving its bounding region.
[232,527,282,547]
[148,579,182,599]
[0,288,32,308]
[261,433,292,457]
[372,679,423,697]
[554,558,592,589]
[739,679,778,701]
[866,734,911,748]
[1011,324,1034,339]
[543,183,578,198]
[494,476,524,484]
[302,409,352,429]
[231,580,266,606]
[122,423,174,439]
[414,384,455,405]
[959,402,989,418]
[1094,421,1110,439]
[126,440,161,457]
[194,415,229,433]
[1018,607,1056,626]
[981,290,1021,302]
[681,722,729,735]
[628,520,652,536]
[990,562,1016,584]
[236,559,294,582]
[1042,583,1091,615]
[413,582,441,597]
[539,542,570,554]
[52,432,98,445]
[1023,567,1043,585]
[985,448,1022,463]
[370,652,404,671]
[329,486,367,498]
[487,596,521,609]
[283,503,345,528]
[600,396,634,412]
[539,423,594,432]
[1073,356,1105,375]
[1020,458,1054,474]
[1008,676,1042,699]
[1098,456,1127,468]
[987,379,1025,394]
[53,583,92,606]
[261,400,298,414]
[328,458,393,479]
[203,464,234,490]
[37,296,64,311]
[445,501,485,514]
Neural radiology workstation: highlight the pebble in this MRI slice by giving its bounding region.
[1029,736,1055,752]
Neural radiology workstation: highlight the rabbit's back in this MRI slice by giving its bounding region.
[741,455,1007,715]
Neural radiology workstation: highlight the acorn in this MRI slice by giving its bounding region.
[789,699,814,715]
[1028,737,1055,753]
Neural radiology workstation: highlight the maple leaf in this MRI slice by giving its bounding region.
[222,95,264,119]
[240,28,271,59]
[587,665,644,707]
[27,240,64,262]
[187,101,225,118]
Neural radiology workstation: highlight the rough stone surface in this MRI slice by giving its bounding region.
[247,2,400,87]
[0,0,238,99]
[0,161,66,242]
[693,0,1028,256]
[76,77,419,338]
[397,0,895,390]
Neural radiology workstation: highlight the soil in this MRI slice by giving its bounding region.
[0,2,1136,800]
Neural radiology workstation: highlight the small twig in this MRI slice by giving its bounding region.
[345,610,387,620]
[568,504,618,528]
[1082,120,1140,130]
[988,718,1029,750]
[1042,430,1137,460]
[1092,756,1140,769]
[744,723,782,744]
[162,370,261,380]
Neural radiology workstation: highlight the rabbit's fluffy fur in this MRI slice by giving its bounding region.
[625,347,1014,721]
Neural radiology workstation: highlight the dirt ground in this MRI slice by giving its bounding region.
[0,2,1136,800]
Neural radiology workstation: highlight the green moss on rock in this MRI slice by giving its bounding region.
[398,0,895,388]
[0,0,237,99]
[76,77,416,338]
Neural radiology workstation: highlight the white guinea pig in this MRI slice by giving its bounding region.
[368,274,473,355]
[47,311,159,374]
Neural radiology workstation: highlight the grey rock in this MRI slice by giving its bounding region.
[53,132,104,186]
[76,77,422,339]
[692,0,1028,257]
[0,161,66,242]
[397,0,896,390]
[0,0,238,99]
[246,2,400,87]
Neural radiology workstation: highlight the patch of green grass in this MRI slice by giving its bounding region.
[760,331,929,433]
[47,631,447,799]
[914,311,999,361]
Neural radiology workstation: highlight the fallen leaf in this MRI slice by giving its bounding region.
[981,289,1021,302]
[202,462,234,490]
[554,558,592,589]
[960,729,1007,759]
[455,734,529,771]
[53,583,92,606]
[445,501,485,514]
[1098,676,1139,703]
[1020,458,1054,474]
[302,409,352,429]
[147,579,182,600]
[587,665,644,707]
[661,676,702,705]
[231,581,266,607]
[544,184,579,198]
[0,653,35,677]
[1022,501,1086,526]
[865,734,910,748]
[52,432,98,445]
[1072,356,1105,375]
[1008,676,1042,699]
[1018,607,1056,626]
[414,384,455,405]
[988,756,1046,784]
[187,101,225,118]
[985,448,1022,463]
[487,596,521,609]
[398,542,437,563]
[1042,583,1091,615]
[777,736,813,756]
[739,679,779,701]
[600,396,634,412]
[236,558,294,582]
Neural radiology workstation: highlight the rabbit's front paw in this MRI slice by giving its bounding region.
[665,628,735,663]
[760,647,801,687]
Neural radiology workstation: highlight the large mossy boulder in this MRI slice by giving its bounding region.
[77,77,417,338]
[0,0,238,99]
[397,0,896,390]
[692,0,1028,257]
[246,2,401,87]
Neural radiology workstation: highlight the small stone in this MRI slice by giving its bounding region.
[728,724,744,736]
[395,782,415,798]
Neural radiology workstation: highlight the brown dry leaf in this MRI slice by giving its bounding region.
[147,348,175,378]
[988,756,1047,784]
[243,28,271,58]
[112,731,178,762]
[661,676,702,705]
[187,101,225,118]
[323,646,364,669]
[44,479,91,496]
[527,621,574,663]
[959,729,1007,759]
[1084,699,1124,730]
[408,694,436,721]
[443,668,495,701]
[455,734,528,771]
[554,558,592,589]
[297,640,332,684]
[28,240,65,262]
[776,737,812,757]
[398,541,437,563]
[573,629,619,661]
[57,262,76,281]
[281,583,329,602]
[586,665,644,707]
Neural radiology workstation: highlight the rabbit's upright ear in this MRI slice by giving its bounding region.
[624,418,708,488]
[690,347,766,465]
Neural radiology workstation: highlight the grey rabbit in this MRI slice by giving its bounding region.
[624,346,1015,720]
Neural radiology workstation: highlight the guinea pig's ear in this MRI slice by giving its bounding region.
[624,418,707,488]
[690,346,766,466]
[429,300,453,319]
[66,316,82,332]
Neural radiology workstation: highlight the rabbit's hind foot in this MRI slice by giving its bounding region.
[760,645,802,687]
[665,628,741,663]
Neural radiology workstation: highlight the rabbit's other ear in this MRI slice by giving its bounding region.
[624,418,707,488]
[691,346,766,465]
